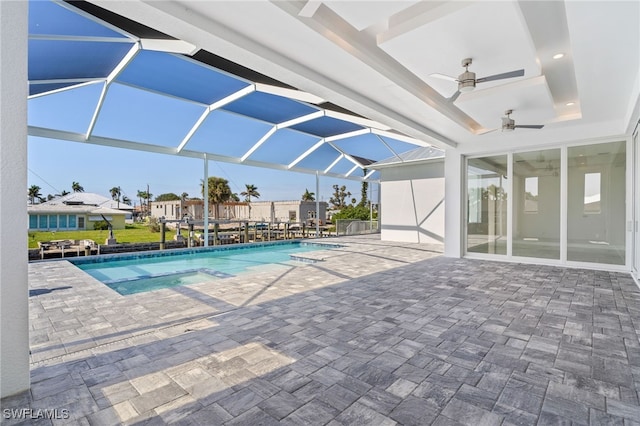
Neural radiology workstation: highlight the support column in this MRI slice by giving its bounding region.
[444,149,463,258]
[159,218,166,250]
[0,0,29,398]
[203,155,209,247]
[315,171,320,237]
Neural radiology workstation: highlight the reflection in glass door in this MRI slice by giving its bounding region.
[567,142,626,264]
[467,156,508,254]
[512,150,561,259]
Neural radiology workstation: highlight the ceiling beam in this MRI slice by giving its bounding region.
[89,0,456,149]
[272,1,477,138]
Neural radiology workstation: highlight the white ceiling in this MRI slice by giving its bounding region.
[90,0,640,154]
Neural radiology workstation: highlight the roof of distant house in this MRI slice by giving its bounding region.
[41,192,134,211]
[27,203,128,216]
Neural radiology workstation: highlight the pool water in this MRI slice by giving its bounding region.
[73,242,333,295]
[106,271,223,295]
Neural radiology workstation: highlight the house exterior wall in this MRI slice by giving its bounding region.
[86,214,126,230]
[150,201,247,220]
[1,0,29,397]
[380,161,445,245]
[444,150,464,257]
[151,200,328,223]
[249,201,327,223]
[28,213,127,230]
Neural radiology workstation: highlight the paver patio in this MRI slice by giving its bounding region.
[2,235,640,425]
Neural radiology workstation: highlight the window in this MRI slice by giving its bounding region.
[59,215,67,228]
[289,210,296,221]
[49,215,58,229]
[38,215,48,229]
[68,215,77,228]
[584,172,601,214]
[524,177,539,213]
[307,210,316,219]
[78,216,85,229]
[29,215,37,229]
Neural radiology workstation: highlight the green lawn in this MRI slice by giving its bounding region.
[28,224,162,249]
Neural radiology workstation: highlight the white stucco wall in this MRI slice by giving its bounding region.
[0,0,29,397]
[444,150,463,257]
[380,161,445,245]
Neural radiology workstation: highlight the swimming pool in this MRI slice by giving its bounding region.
[71,241,337,295]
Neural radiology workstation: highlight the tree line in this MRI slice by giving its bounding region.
[27,176,374,220]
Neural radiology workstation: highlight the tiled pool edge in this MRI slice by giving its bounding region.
[65,239,342,266]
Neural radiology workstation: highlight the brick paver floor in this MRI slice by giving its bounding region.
[2,235,640,425]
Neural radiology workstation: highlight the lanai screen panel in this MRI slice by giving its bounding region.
[26,0,432,182]
[116,50,251,105]
[187,110,275,158]
[28,83,105,134]
[92,83,205,146]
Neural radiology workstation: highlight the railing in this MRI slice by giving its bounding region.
[336,219,379,236]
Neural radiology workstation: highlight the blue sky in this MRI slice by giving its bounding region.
[28,135,370,206]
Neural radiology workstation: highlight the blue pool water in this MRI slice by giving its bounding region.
[72,242,335,295]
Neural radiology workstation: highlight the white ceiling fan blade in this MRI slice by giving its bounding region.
[429,73,458,82]
[476,69,525,83]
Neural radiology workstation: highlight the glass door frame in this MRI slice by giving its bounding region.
[627,125,640,280]
[463,136,632,272]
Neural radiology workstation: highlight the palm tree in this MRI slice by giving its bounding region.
[137,190,152,216]
[240,184,260,219]
[71,182,84,192]
[201,177,232,219]
[301,189,315,202]
[28,185,42,204]
[122,195,131,205]
[60,190,70,196]
[137,190,145,212]
[240,184,260,202]
[110,186,121,208]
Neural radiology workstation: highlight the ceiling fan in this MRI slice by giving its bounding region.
[501,109,544,131]
[431,58,525,101]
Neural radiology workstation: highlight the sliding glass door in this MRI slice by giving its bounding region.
[512,149,561,259]
[467,156,507,255]
[566,142,626,264]
[466,140,627,266]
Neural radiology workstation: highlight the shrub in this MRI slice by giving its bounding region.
[93,220,110,230]
[148,217,160,233]
[332,205,376,221]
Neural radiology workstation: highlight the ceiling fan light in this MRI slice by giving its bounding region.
[458,80,475,92]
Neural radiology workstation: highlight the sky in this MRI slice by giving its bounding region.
[28,136,374,207]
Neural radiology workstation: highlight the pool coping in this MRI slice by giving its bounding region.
[39,239,342,266]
